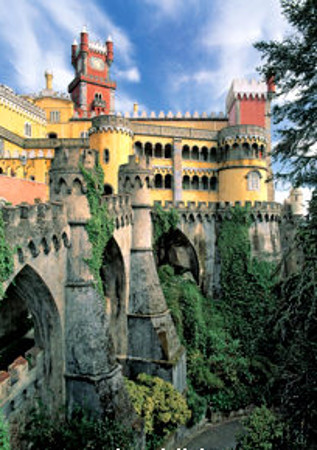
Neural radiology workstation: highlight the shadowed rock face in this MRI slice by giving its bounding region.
[156,228,200,283]
[100,237,127,355]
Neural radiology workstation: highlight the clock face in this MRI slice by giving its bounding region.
[90,56,105,71]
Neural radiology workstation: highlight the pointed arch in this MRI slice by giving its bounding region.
[1,265,63,412]
[100,237,127,355]
[156,228,200,283]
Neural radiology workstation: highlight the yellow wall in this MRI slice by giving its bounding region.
[133,119,228,131]
[0,102,46,138]
[218,163,268,203]
[89,131,133,192]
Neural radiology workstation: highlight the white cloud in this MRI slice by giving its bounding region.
[140,0,192,18]
[167,0,289,112]
[115,67,141,83]
[0,0,139,93]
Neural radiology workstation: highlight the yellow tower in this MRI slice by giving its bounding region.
[89,115,134,193]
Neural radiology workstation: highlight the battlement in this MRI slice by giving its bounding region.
[0,348,43,409]
[226,79,268,112]
[103,194,133,228]
[88,41,107,55]
[122,110,226,120]
[89,115,133,136]
[218,124,268,145]
[154,200,284,222]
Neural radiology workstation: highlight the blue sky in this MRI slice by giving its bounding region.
[0,0,311,205]
[0,0,288,113]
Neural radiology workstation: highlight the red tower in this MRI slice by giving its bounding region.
[68,27,116,118]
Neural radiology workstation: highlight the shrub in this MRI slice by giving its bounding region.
[125,373,191,449]
[0,409,10,450]
[236,405,284,449]
[22,407,135,449]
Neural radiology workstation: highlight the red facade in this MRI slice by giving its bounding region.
[68,29,116,118]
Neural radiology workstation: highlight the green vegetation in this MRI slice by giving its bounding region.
[0,409,10,450]
[22,406,135,450]
[152,203,179,247]
[236,406,284,449]
[0,210,14,301]
[80,163,114,296]
[255,0,317,186]
[125,373,191,450]
[158,206,277,419]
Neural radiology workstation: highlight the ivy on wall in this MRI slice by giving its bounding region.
[0,210,14,301]
[152,203,179,247]
[80,163,114,297]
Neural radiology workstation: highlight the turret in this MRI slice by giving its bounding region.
[118,155,186,392]
[289,187,304,215]
[106,35,113,66]
[71,39,78,66]
[45,71,53,91]
[80,25,89,53]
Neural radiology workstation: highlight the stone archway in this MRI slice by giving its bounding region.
[100,237,127,355]
[156,228,200,283]
[1,264,64,413]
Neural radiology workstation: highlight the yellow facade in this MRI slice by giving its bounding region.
[0,73,272,205]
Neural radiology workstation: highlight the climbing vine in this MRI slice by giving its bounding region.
[152,203,179,247]
[0,210,14,301]
[80,163,114,297]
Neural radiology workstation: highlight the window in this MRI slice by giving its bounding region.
[80,131,88,138]
[24,122,32,137]
[210,176,218,191]
[0,139,3,157]
[154,174,163,188]
[182,175,190,190]
[48,132,58,139]
[50,111,61,123]
[95,93,102,101]
[247,171,261,191]
[103,149,110,163]
[165,174,172,189]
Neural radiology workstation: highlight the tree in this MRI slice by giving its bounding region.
[255,2,317,448]
[255,0,317,187]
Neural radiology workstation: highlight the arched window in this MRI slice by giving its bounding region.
[242,142,251,156]
[0,167,4,175]
[201,147,208,161]
[210,176,218,191]
[210,147,217,162]
[48,132,58,139]
[192,146,199,160]
[103,149,110,163]
[164,144,172,158]
[202,176,209,190]
[247,171,261,191]
[103,184,113,195]
[144,142,153,158]
[182,145,190,160]
[154,173,163,188]
[154,143,162,158]
[165,174,172,189]
[134,141,143,156]
[191,175,199,190]
[252,143,259,158]
[182,175,190,190]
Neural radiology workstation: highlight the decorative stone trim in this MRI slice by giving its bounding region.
[0,84,46,123]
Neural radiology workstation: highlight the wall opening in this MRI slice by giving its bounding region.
[100,238,127,355]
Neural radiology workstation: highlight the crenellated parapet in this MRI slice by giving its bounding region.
[103,194,133,229]
[2,201,70,264]
[89,115,133,136]
[154,200,283,223]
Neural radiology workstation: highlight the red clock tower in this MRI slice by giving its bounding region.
[68,27,116,118]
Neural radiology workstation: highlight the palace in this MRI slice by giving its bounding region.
[0,27,276,206]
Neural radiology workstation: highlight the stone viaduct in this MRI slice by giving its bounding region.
[0,145,297,440]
